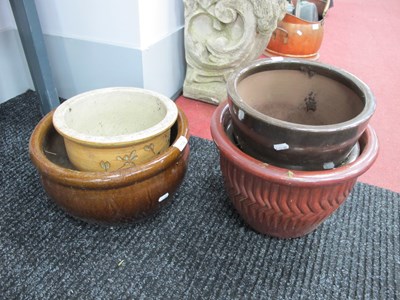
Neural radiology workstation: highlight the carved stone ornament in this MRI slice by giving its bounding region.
[183,0,286,104]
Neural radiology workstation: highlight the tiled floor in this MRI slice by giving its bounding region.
[176,0,400,193]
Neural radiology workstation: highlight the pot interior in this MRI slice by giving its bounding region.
[237,69,364,126]
[63,91,168,137]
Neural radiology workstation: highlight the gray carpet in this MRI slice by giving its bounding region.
[1,91,399,299]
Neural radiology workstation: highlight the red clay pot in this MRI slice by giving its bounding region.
[210,104,379,238]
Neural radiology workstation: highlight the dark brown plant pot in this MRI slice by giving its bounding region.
[210,104,379,238]
[227,58,376,171]
[29,109,190,225]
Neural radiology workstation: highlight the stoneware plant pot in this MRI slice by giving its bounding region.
[265,13,324,59]
[52,87,178,172]
[210,104,379,238]
[29,108,190,225]
[227,58,376,171]
[292,0,331,19]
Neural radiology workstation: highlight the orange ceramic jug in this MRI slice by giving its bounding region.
[266,13,324,59]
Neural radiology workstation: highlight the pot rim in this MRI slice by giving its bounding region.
[210,104,379,186]
[52,87,179,146]
[29,108,190,189]
[227,58,376,133]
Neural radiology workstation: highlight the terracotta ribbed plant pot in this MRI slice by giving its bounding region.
[29,108,190,225]
[210,104,379,238]
[227,58,376,171]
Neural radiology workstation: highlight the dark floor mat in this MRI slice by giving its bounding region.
[1,91,399,299]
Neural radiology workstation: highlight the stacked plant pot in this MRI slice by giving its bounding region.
[30,88,190,224]
[210,58,378,238]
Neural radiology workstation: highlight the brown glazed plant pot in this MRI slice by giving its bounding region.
[227,58,376,171]
[210,104,378,238]
[29,108,190,225]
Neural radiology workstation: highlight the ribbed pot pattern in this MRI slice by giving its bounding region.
[220,155,357,238]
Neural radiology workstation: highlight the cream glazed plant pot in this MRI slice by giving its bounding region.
[52,87,178,172]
